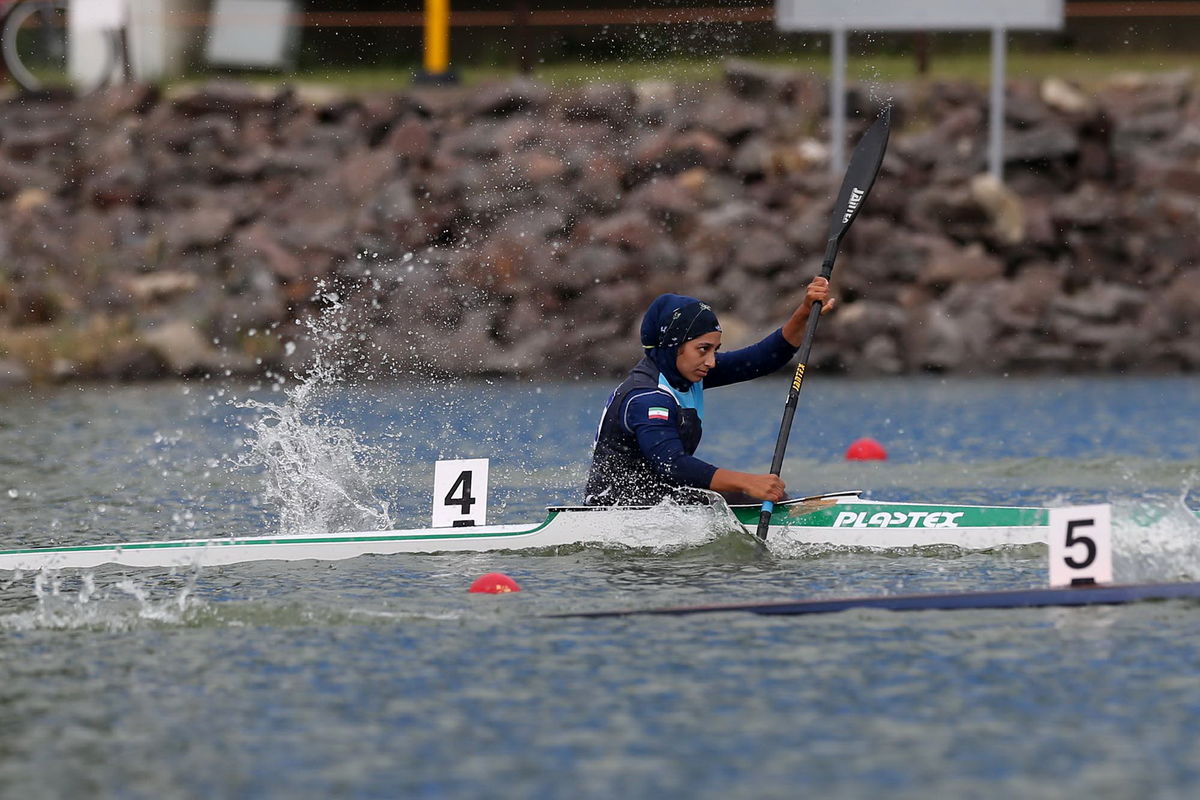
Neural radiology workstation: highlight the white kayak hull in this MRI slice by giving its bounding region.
[0,492,1052,571]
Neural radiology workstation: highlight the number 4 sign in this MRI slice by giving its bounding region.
[432,459,489,528]
[1048,504,1112,587]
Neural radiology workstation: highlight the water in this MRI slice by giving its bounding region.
[1,374,1199,798]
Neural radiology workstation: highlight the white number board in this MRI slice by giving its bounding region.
[432,459,489,528]
[1048,505,1112,587]
[777,0,1064,31]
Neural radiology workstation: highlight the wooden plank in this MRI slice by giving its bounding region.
[155,3,1200,29]
[1066,2,1200,17]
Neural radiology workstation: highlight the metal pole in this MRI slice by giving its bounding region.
[417,0,457,83]
[424,0,450,76]
[514,0,532,74]
[831,26,847,174]
[989,25,1006,181]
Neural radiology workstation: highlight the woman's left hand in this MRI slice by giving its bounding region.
[782,277,836,346]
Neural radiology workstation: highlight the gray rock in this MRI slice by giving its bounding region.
[172,81,289,117]
[563,245,630,288]
[903,302,967,372]
[4,72,1200,382]
[919,243,1004,288]
[694,92,770,142]
[1004,124,1079,162]
[0,358,31,387]
[165,205,236,252]
[139,321,228,376]
[970,174,1026,245]
[1055,282,1145,322]
[632,80,676,124]
[562,83,636,125]
[1041,78,1096,116]
[859,334,904,374]
[1159,268,1200,336]
[731,227,790,276]
[467,79,550,117]
[829,301,907,344]
[723,59,814,105]
[632,129,730,177]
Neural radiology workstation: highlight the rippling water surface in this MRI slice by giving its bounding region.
[2,373,1199,798]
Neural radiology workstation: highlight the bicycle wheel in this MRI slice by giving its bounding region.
[1,0,69,92]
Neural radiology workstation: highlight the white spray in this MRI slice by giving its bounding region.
[238,289,393,536]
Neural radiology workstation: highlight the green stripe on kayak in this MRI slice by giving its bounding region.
[0,513,561,558]
[733,503,1049,530]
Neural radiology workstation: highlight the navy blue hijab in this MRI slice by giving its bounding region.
[639,294,722,391]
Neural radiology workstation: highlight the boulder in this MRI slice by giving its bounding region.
[969,173,1025,245]
[562,83,636,125]
[902,301,968,372]
[631,80,676,124]
[1004,124,1079,163]
[467,79,550,117]
[1159,268,1200,336]
[1051,282,1146,322]
[919,243,1004,289]
[0,358,31,388]
[829,300,907,344]
[724,59,805,101]
[694,92,770,142]
[731,227,790,276]
[632,129,730,177]
[1041,77,1095,116]
[171,81,289,118]
[4,73,1200,382]
[164,205,237,252]
[124,271,199,304]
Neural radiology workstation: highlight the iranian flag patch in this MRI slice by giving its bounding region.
[648,407,669,421]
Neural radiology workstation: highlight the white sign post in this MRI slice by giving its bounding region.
[432,459,489,528]
[69,0,126,89]
[776,0,1065,179]
[1048,504,1113,587]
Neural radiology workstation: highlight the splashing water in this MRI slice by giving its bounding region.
[588,492,748,552]
[1114,492,1200,583]
[238,291,393,536]
[0,570,201,632]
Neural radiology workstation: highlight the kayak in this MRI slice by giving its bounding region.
[0,491,1051,571]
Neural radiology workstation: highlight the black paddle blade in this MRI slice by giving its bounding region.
[827,106,892,246]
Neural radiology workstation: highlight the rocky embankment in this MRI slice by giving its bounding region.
[2,61,1199,385]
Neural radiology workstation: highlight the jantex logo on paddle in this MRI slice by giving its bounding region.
[842,187,866,223]
[834,510,965,528]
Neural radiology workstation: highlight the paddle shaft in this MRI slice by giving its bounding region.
[754,242,836,539]
[755,108,891,540]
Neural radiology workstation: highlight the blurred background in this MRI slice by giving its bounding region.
[1,0,1199,387]
[4,11,1200,797]
[13,1,1200,85]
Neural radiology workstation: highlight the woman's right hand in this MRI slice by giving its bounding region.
[711,469,786,502]
[739,473,786,502]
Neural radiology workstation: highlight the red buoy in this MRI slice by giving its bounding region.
[845,437,888,461]
[469,572,521,594]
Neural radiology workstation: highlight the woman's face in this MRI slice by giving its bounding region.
[675,331,722,383]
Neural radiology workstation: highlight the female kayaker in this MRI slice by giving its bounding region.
[584,278,834,506]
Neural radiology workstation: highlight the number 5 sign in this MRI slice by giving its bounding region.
[432,459,489,528]
[1048,504,1112,587]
